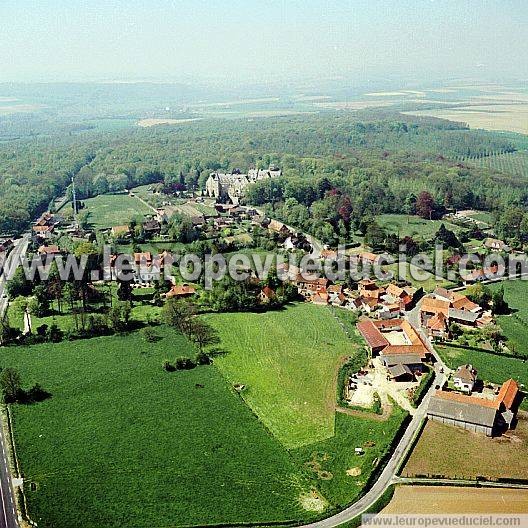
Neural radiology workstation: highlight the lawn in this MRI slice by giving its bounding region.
[205,304,364,448]
[82,193,152,228]
[435,344,528,408]
[3,328,309,528]
[402,417,528,480]
[376,214,461,240]
[383,261,456,292]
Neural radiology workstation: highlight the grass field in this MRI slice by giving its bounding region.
[383,261,456,292]
[435,344,528,409]
[206,304,364,448]
[292,408,408,508]
[3,328,309,528]
[376,214,461,240]
[488,280,528,357]
[403,416,528,480]
[82,193,152,228]
[383,486,528,514]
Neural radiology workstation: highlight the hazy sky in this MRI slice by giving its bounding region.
[1,0,527,85]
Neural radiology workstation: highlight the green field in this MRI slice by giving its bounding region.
[488,280,528,357]
[376,214,461,240]
[3,328,309,528]
[82,193,152,228]
[436,344,528,408]
[291,408,407,508]
[206,304,364,448]
[383,261,456,292]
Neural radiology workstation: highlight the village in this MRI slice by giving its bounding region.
[18,167,523,447]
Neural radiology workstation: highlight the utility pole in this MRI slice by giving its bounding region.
[71,175,79,228]
[71,176,77,215]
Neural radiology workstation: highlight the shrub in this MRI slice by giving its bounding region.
[162,360,175,372]
[141,327,159,343]
[196,351,211,365]
[174,357,196,370]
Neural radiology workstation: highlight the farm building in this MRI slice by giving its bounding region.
[427,379,520,436]
[420,289,491,335]
[356,318,428,380]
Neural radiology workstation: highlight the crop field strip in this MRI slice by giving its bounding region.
[463,150,528,179]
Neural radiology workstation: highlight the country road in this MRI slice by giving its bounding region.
[0,234,29,528]
[0,420,19,528]
[0,235,30,316]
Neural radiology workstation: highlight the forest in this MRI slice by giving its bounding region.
[0,110,524,235]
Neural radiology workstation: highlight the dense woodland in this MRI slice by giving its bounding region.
[0,111,525,236]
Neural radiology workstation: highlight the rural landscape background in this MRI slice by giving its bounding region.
[0,1,528,528]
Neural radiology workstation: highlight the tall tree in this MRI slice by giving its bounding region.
[416,191,435,220]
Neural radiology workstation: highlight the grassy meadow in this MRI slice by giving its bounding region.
[81,193,152,229]
[376,214,461,240]
[2,328,309,528]
[292,408,408,508]
[206,304,364,448]
[383,261,456,292]
[488,280,528,358]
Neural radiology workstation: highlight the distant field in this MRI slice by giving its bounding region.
[206,304,364,448]
[137,117,203,127]
[376,214,461,240]
[5,329,307,528]
[82,193,152,228]
[464,150,528,179]
[383,486,528,514]
[404,104,528,135]
[403,416,528,480]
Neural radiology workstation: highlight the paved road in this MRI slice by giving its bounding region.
[0,235,28,528]
[0,235,30,317]
[0,421,19,528]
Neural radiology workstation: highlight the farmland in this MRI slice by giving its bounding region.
[206,304,365,448]
[383,486,528,514]
[464,150,528,180]
[405,104,528,135]
[402,416,528,480]
[3,328,309,528]
[291,408,408,508]
[81,193,152,229]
